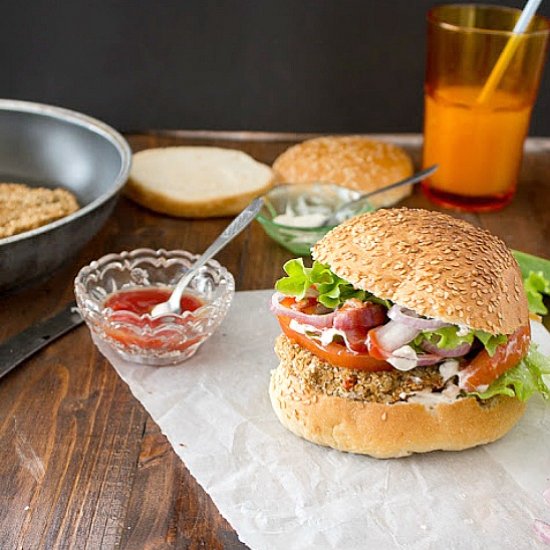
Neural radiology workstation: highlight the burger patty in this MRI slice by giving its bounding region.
[274,334,445,404]
[0,183,79,239]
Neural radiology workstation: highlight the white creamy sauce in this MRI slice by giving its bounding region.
[288,318,314,335]
[407,383,461,407]
[457,370,488,392]
[439,360,460,382]
[272,192,338,228]
[272,213,327,228]
[387,345,419,371]
[288,319,348,347]
[320,328,347,347]
[456,324,471,337]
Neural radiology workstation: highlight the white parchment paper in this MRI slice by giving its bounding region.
[94,290,550,549]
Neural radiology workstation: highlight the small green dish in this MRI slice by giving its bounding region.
[256,183,373,256]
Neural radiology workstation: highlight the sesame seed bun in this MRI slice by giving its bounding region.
[272,136,414,208]
[270,335,526,458]
[312,208,528,335]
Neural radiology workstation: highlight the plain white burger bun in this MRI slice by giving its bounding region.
[126,146,275,217]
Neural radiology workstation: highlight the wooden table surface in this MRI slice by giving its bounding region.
[0,132,548,549]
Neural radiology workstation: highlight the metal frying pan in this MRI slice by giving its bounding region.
[0,99,131,292]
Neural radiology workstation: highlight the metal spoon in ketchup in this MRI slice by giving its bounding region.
[103,288,204,351]
[103,288,203,318]
[150,197,263,318]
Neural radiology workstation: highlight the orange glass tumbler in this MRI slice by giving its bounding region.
[422,5,549,211]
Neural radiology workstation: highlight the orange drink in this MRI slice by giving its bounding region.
[422,5,549,211]
[424,85,532,205]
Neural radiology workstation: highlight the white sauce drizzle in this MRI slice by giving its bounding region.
[288,319,349,348]
[272,213,327,228]
[439,360,460,382]
[289,319,471,408]
[407,383,461,406]
[387,345,419,371]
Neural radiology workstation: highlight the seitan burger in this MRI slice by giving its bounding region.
[269,208,549,458]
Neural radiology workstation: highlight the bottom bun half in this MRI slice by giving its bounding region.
[269,336,526,458]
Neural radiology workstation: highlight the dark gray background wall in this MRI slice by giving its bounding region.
[1,0,548,134]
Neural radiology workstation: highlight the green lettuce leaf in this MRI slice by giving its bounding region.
[512,250,550,281]
[274,258,310,300]
[275,259,388,310]
[415,326,507,357]
[523,271,550,315]
[474,330,508,356]
[470,345,550,402]
[415,326,473,350]
[512,250,550,315]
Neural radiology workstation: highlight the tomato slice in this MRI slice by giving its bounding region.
[365,329,390,360]
[459,325,531,392]
[277,315,391,371]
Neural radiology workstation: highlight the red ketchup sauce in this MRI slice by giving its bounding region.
[103,288,204,350]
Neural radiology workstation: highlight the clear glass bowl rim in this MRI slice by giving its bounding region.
[74,247,235,323]
[257,181,360,232]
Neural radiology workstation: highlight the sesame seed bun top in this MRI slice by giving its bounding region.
[272,136,414,208]
[311,208,528,335]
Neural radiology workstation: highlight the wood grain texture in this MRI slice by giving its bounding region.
[0,132,548,549]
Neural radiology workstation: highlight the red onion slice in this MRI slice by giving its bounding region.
[420,339,472,358]
[369,320,420,352]
[388,304,451,331]
[416,353,444,366]
[534,520,550,544]
[270,292,336,329]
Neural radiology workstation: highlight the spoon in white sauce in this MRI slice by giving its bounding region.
[150,197,263,317]
[322,165,438,226]
[272,165,438,228]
